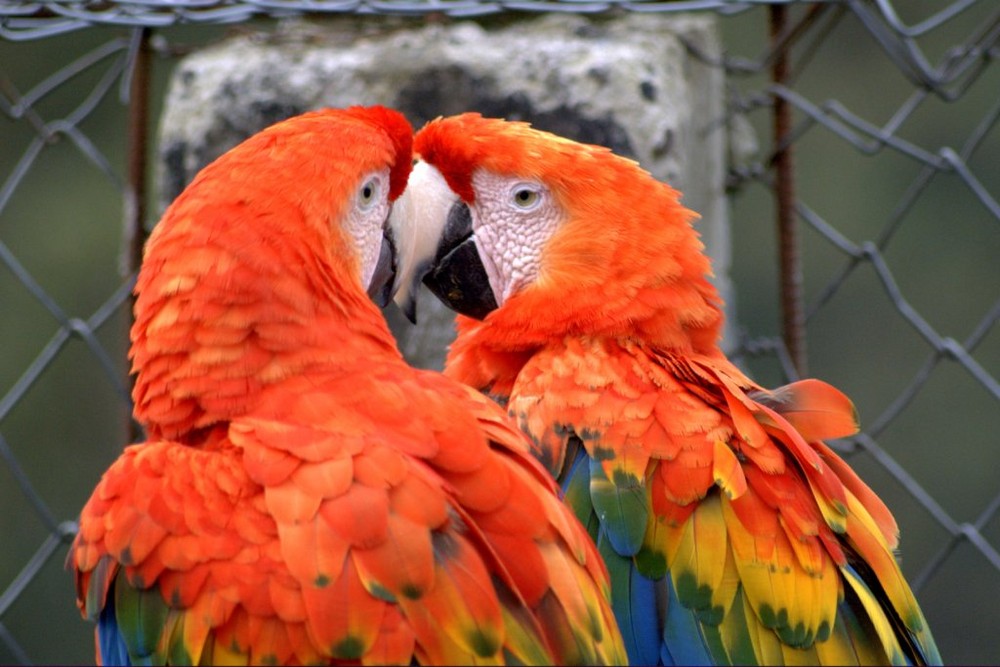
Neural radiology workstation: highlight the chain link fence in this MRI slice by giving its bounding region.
[1,1,998,663]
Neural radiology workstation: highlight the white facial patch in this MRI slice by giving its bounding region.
[470,169,563,305]
[345,168,392,289]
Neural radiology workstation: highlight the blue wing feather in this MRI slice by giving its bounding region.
[97,595,131,666]
[660,572,715,666]
[597,532,660,666]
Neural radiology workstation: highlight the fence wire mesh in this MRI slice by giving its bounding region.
[1,0,998,663]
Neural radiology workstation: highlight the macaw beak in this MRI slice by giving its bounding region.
[390,161,498,323]
[366,219,398,308]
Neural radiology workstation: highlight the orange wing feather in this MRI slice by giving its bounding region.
[500,340,934,663]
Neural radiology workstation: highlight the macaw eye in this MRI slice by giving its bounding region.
[511,185,542,210]
[358,178,381,210]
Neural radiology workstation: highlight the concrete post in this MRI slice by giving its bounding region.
[157,13,736,369]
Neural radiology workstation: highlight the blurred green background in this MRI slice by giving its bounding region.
[1,3,998,663]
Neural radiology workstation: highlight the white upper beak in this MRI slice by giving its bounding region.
[390,161,462,322]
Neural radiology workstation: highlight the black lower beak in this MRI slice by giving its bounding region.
[367,224,398,308]
[422,201,498,321]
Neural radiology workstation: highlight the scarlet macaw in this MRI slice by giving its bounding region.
[70,107,626,665]
[392,113,941,665]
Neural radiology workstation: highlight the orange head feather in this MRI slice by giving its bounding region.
[414,113,725,354]
[131,106,413,442]
[341,105,414,201]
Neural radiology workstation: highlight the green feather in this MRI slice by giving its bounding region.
[166,611,194,665]
[718,588,759,665]
[86,556,118,620]
[589,457,648,556]
[561,446,600,543]
[635,516,668,580]
[113,571,171,663]
[701,622,736,665]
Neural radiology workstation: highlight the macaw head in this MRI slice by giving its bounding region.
[141,105,414,306]
[392,113,723,350]
[131,105,414,439]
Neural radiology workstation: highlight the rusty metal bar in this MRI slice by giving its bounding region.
[770,3,807,376]
[122,26,151,443]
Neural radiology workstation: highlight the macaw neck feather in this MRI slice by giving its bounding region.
[130,194,399,443]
